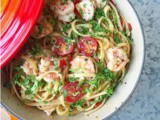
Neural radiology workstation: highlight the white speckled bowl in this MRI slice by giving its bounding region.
[1,0,145,120]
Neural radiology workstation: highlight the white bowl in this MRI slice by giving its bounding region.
[1,0,145,120]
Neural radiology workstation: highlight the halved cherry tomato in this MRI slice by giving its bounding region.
[59,59,67,68]
[128,23,132,31]
[89,99,101,108]
[53,37,74,56]
[64,82,83,103]
[59,55,73,68]
[110,0,114,4]
[94,102,101,108]
[120,17,124,26]
[73,0,81,16]
[78,37,98,56]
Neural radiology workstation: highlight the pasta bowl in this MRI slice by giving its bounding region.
[1,0,144,120]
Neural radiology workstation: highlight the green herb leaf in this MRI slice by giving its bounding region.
[64,90,68,97]
[62,23,71,32]
[106,87,113,96]
[69,77,77,82]
[95,8,105,19]
[70,99,85,108]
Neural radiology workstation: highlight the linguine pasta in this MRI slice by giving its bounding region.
[8,0,132,116]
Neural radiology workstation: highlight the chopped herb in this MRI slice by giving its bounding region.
[69,68,76,73]
[49,17,56,28]
[78,80,84,87]
[93,52,97,58]
[84,58,88,61]
[53,59,59,70]
[69,16,72,21]
[28,44,42,56]
[61,0,68,4]
[113,36,121,44]
[44,101,48,104]
[82,88,90,94]
[95,8,105,19]
[88,62,114,89]
[63,36,75,44]
[14,75,44,96]
[91,21,108,34]
[70,99,85,108]
[15,62,23,72]
[102,0,109,3]
[64,90,68,97]
[69,77,77,82]
[70,32,78,39]
[79,8,84,17]
[38,24,44,35]
[37,99,41,103]
[106,87,113,96]
[62,23,71,32]
[78,26,89,34]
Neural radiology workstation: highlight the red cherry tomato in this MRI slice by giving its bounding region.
[59,59,67,68]
[78,37,98,56]
[53,37,74,56]
[120,17,124,26]
[110,0,114,4]
[64,82,83,103]
[94,102,101,108]
[73,0,81,16]
[59,55,73,68]
[128,23,132,31]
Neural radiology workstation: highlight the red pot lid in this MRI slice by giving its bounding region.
[0,0,44,68]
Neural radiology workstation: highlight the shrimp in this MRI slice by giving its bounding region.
[107,47,129,72]
[70,56,95,74]
[50,0,75,22]
[76,0,95,21]
[39,57,59,83]
[31,15,53,38]
[21,58,38,75]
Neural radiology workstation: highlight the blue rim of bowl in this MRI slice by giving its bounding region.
[103,0,145,120]
[1,1,145,120]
